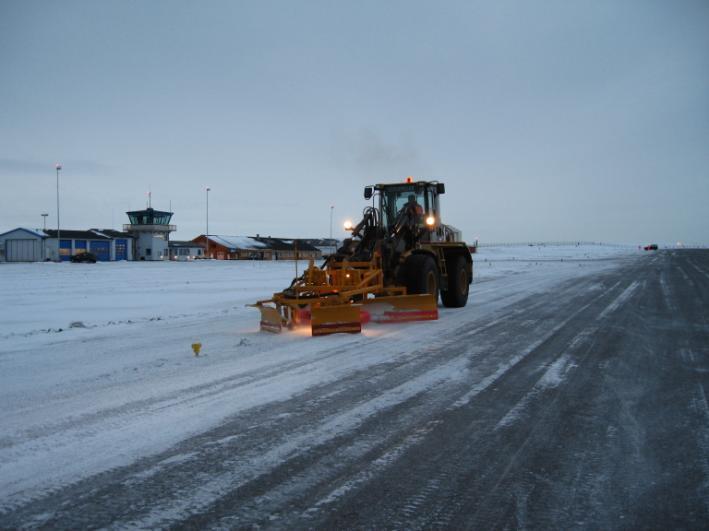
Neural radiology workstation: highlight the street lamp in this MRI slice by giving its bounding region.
[329,205,334,256]
[55,163,62,261]
[206,187,211,258]
[41,213,48,231]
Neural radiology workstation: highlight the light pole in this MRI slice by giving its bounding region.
[55,163,62,261]
[329,205,334,255]
[41,213,48,231]
[206,187,211,258]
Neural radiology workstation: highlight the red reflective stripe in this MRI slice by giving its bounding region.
[260,321,282,333]
[379,310,438,322]
[384,310,437,317]
[313,330,360,336]
[312,321,360,330]
[312,321,361,335]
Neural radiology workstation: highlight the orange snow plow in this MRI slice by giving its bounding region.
[251,257,438,336]
[250,178,472,336]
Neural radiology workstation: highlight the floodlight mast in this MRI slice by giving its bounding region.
[329,205,334,255]
[206,187,211,258]
[55,163,62,261]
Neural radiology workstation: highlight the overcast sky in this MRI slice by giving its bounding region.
[1,0,707,244]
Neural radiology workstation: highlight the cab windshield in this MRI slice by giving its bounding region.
[380,185,428,228]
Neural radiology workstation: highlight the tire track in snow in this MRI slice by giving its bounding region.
[454,288,645,530]
[451,280,620,411]
[306,421,440,512]
[686,258,709,281]
[308,270,637,530]
[494,352,576,431]
[660,270,677,313]
[0,331,415,511]
[596,280,639,320]
[677,265,694,286]
[692,382,709,513]
[415,327,601,530]
[127,356,473,528]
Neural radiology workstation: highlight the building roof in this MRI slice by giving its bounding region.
[125,207,173,216]
[302,238,339,247]
[44,229,111,240]
[252,237,320,252]
[125,207,173,226]
[0,227,47,239]
[195,234,321,253]
[204,235,268,250]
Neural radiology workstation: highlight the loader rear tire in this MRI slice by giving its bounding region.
[402,254,439,303]
[441,255,469,308]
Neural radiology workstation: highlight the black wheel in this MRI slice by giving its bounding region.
[441,255,469,308]
[401,254,439,303]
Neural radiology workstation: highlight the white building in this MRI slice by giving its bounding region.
[0,228,47,262]
[168,241,204,261]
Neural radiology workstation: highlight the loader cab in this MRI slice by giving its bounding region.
[369,181,445,240]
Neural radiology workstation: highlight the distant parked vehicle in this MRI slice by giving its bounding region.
[71,252,97,263]
[643,244,659,251]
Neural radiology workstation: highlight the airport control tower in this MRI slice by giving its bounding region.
[124,207,175,261]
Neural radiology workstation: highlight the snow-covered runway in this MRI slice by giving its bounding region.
[5,245,705,528]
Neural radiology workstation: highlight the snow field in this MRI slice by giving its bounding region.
[0,244,638,511]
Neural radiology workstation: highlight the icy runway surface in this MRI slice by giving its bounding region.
[1,245,708,529]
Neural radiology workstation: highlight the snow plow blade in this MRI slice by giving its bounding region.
[257,305,283,333]
[362,294,438,323]
[311,304,362,336]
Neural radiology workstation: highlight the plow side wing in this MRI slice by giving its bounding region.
[257,305,283,333]
[362,294,438,323]
[311,304,362,336]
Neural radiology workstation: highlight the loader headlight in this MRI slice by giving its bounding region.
[425,215,436,226]
[344,220,353,230]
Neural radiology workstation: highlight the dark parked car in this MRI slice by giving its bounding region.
[71,252,97,263]
[643,244,659,251]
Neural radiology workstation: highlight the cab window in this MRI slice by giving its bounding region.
[381,186,426,227]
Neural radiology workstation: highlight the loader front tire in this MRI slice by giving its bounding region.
[402,254,439,303]
[441,255,469,308]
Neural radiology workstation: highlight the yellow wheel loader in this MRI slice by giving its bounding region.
[251,179,473,336]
